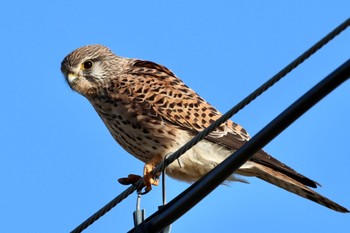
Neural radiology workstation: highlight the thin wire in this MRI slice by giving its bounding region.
[70,18,350,233]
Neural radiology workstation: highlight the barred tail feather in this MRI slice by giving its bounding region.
[247,163,349,213]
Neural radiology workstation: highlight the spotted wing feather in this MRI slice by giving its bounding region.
[128,60,317,187]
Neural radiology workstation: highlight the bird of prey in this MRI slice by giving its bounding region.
[61,44,348,213]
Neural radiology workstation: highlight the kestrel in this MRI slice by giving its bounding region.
[61,44,348,213]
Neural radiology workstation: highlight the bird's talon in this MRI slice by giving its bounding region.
[118,173,158,194]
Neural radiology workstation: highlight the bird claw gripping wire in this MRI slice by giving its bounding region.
[118,174,159,195]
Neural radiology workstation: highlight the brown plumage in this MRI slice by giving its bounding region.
[61,44,348,213]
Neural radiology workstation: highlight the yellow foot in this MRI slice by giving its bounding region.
[143,163,160,192]
[118,156,163,193]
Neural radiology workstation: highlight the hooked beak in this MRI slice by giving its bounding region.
[67,73,78,85]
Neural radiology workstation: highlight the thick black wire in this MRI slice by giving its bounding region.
[70,18,350,233]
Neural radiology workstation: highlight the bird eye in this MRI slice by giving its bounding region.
[82,60,93,70]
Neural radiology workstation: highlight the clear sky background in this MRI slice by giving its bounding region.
[1,1,349,233]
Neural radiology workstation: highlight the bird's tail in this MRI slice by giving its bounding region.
[239,162,349,213]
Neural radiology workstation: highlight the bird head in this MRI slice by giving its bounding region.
[61,44,119,97]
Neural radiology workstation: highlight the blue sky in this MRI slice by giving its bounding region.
[1,1,349,233]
